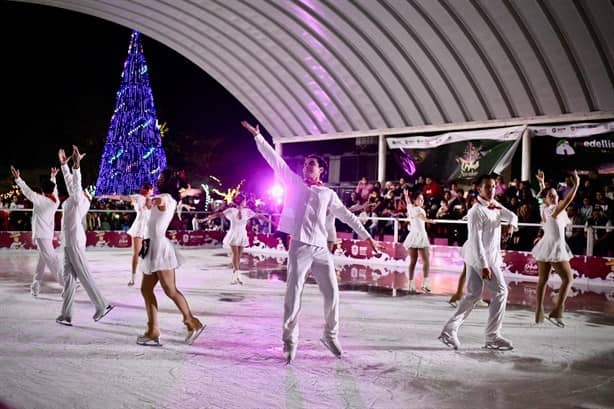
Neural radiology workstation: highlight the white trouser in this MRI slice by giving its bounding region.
[283,240,339,345]
[61,246,108,319]
[33,238,62,285]
[442,263,508,340]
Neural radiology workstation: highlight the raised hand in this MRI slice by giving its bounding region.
[535,169,545,183]
[10,165,20,179]
[58,149,69,165]
[241,121,260,137]
[72,145,86,168]
[50,167,59,179]
[572,170,580,185]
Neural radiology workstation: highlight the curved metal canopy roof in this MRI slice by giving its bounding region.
[21,0,614,142]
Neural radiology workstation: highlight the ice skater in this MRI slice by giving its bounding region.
[242,121,382,363]
[10,165,63,296]
[439,175,517,350]
[136,169,204,346]
[202,193,274,285]
[56,146,114,326]
[532,170,580,327]
[98,182,154,286]
[402,189,435,293]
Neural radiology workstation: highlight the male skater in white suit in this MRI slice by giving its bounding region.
[439,174,517,350]
[56,146,114,326]
[11,165,62,296]
[242,121,382,363]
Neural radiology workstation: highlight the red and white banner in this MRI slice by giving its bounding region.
[1,231,612,282]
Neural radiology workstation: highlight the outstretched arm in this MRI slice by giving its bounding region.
[241,121,302,186]
[98,194,132,202]
[553,170,580,218]
[50,167,59,199]
[329,193,383,253]
[59,149,75,194]
[11,166,44,206]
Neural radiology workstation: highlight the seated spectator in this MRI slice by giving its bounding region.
[578,197,593,223]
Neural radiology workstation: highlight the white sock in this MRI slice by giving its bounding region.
[424,277,430,287]
[409,279,415,289]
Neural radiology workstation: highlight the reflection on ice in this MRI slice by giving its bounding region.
[242,254,614,314]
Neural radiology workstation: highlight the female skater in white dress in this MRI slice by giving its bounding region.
[532,170,580,327]
[204,194,274,284]
[137,170,204,346]
[99,182,153,286]
[403,190,436,293]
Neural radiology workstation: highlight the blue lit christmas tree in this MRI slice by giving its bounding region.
[95,31,167,195]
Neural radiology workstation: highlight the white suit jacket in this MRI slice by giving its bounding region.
[15,177,59,240]
[255,133,371,248]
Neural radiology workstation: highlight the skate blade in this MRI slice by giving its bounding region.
[56,319,72,327]
[94,305,115,322]
[320,338,342,358]
[483,344,514,351]
[438,335,458,350]
[136,339,162,347]
[186,324,206,345]
[546,316,565,328]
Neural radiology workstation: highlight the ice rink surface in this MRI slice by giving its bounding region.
[1,248,613,409]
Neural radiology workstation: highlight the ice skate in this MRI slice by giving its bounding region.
[230,270,239,285]
[136,329,162,346]
[55,315,72,326]
[546,316,565,328]
[484,336,513,351]
[283,341,297,364]
[320,337,343,358]
[184,317,205,345]
[30,281,40,297]
[93,304,115,322]
[438,331,460,350]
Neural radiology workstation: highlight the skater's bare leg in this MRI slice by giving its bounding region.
[419,248,430,291]
[535,262,551,323]
[449,264,466,303]
[550,261,573,319]
[140,273,160,337]
[408,248,418,291]
[158,269,200,329]
[130,237,143,286]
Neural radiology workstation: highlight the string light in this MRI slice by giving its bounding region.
[95,31,167,195]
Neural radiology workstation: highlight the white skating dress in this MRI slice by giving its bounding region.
[403,206,430,249]
[531,205,574,262]
[142,194,184,274]
[126,194,150,238]
[222,207,255,248]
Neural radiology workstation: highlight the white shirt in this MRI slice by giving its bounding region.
[60,164,91,248]
[255,133,371,248]
[15,176,59,240]
[463,196,518,270]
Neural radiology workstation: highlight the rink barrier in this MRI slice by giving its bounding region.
[1,230,612,284]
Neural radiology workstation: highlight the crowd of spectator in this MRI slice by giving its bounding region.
[343,173,613,257]
[2,172,613,257]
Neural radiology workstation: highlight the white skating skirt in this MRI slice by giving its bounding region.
[531,238,573,262]
[127,219,147,238]
[142,237,184,274]
[222,229,249,248]
[403,230,430,249]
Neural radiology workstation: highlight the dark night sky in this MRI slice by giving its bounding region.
[2,1,275,194]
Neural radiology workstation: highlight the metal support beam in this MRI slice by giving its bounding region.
[521,128,531,181]
[378,134,386,183]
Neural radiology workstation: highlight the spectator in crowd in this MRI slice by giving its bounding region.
[355,177,373,203]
